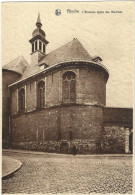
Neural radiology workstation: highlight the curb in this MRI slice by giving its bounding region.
[3,149,133,158]
[2,158,23,179]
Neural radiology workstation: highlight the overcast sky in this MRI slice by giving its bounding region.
[2,1,134,108]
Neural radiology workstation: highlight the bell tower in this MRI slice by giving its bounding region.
[29,13,49,66]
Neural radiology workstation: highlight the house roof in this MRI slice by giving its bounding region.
[2,56,29,75]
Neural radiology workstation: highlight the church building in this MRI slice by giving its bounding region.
[2,14,133,154]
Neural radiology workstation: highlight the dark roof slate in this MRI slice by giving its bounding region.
[103,107,133,125]
[21,38,93,79]
[5,39,107,82]
[39,38,92,66]
[2,56,29,75]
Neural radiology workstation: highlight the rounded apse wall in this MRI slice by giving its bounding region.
[2,69,21,148]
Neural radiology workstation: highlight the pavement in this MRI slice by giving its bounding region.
[2,148,132,179]
[2,149,133,194]
[2,155,22,179]
[3,148,133,157]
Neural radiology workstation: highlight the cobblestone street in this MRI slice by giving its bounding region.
[2,151,133,194]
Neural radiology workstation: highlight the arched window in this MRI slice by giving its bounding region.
[63,71,76,103]
[19,88,25,113]
[37,81,45,109]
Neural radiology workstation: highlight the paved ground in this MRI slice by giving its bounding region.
[2,156,22,179]
[2,151,133,194]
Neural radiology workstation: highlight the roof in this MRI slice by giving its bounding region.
[2,56,29,75]
[21,38,93,79]
[4,38,108,82]
[39,38,92,66]
[32,28,45,39]
[103,107,133,125]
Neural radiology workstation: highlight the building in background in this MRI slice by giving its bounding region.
[2,14,133,154]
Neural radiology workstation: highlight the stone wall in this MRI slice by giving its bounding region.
[11,140,98,154]
[78,67,106,105]
[9,65,133,154]
[10,65,107,116]
[2,70,21,148]
[102,107,133,153]
[11,104,103,154]
[102,125,125,153]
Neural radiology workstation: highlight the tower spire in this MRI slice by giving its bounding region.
[29,14,49,65]
[36,13,42,28]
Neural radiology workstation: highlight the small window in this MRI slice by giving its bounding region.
[39,41,42,51]
[35,41,37,50]
[39,65,44,70]
[19,88,25,113]
[63,71,76,103]
[32,43,34,52]
[37,81,45,109]
[43,44,45,53]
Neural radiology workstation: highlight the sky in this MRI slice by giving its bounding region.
[1,1,134,108]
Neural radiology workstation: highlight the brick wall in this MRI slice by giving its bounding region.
[8,65,133,154]
[11,105,103,153]
[9,64,108,153]
[10,65,107,116]
[46,71,61,106]
[78,67,106,105]
[2,70,21,147]
[26,81,37,111]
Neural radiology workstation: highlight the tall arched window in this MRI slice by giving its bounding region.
[37,81,45,109]
[19,88,25,113]
[63,71,76,103]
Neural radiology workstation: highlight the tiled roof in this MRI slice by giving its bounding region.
[2,56,29,75]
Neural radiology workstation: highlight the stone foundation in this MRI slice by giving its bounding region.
[102,125,125,153]
[11,139,101,154]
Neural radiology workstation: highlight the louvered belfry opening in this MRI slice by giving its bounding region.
[19,88,25,113]
[62,71,76,103]
[37,81,45,109]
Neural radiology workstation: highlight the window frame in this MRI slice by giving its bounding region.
[37,80,45,109]
[18,88,25,113]
[62,71,76,104]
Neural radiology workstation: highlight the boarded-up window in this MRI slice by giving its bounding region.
[19,88,25,113]
[37,81,45,109]
[63,71,76,103]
